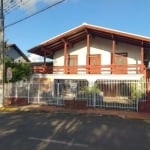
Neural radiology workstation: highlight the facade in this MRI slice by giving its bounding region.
[29,23,150,79]
[28,23,150,111]
[6,44,30,63]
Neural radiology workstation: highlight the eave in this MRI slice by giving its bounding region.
[28,23,150,57]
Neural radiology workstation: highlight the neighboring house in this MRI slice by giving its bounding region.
[6,44,53,76]
[6,44,30,63]
[28,23,150,111]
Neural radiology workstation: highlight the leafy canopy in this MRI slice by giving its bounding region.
[4,56,32,82]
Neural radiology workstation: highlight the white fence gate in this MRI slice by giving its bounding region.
[4,79,148,111]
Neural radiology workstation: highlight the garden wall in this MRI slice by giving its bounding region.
[4,98,28,106]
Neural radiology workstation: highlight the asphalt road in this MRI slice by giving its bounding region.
[0,111,150,150]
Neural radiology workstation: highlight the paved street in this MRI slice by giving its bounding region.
[0,111,150,150]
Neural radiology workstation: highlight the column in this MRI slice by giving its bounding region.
[111,36,116,73]
[86,33,90,73]
[141,42,144,75]
[64,40,68,74]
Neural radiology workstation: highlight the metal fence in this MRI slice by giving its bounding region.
[4,79,148,111]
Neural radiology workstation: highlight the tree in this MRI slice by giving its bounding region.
[4,56,32,82]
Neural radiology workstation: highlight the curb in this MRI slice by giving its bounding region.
[0,105,150,120]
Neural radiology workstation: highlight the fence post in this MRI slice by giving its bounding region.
[93,91,96,108]
[56,82,60,106]
[89,80,96,108]
[15,82,18,99]
[27,82,30,104]
[136,98,139,112]
[38,83,40,104]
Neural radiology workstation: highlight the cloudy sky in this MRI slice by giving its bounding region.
[4,0,150,62]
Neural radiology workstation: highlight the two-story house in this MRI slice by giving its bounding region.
[29,23,150,77]
[28,23,150,111]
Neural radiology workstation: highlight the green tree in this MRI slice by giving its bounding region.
[4,57,32,82]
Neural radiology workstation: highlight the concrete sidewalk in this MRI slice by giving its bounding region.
[0,104,150,120]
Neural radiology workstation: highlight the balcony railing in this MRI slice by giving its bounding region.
[32,64,146,75]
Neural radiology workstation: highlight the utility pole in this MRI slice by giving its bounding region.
[0,0,4,107]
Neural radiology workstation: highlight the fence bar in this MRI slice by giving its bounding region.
[4,79,149,111]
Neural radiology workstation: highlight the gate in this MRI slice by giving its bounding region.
[4,79,148,112]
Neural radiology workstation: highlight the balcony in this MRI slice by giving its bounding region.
[32,64,146,75]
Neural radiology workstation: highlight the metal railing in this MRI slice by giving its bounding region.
[4,79,148,111]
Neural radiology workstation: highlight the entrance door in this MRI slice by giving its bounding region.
[67,55,77,74]
[88,54,101,74]
[114,53,127,74]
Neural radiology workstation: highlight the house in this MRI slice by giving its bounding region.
[28,23,150,77]
[6,44,30,63]
[28,23,150,111]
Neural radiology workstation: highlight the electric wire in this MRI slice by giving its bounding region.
[5,0,65,28]
[4,0,30,14]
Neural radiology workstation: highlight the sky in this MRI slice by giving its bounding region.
[4,0,150,61]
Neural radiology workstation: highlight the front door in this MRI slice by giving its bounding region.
[114,53,127,74]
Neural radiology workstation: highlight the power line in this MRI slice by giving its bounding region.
[4,0,32,14]
[5,0,65,28]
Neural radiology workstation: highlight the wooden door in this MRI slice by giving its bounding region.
[88,54,101,74]
[68,55,77,74]
[114,53,127,74]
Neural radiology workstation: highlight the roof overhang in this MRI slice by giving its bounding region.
[28,23,150,58]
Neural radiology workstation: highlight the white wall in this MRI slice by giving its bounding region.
[116,42,141,64]
[91,37,112,65]
[53,49,64,66]
[53,36,142,74]
[54,40,87,66]
[69,40,87,65]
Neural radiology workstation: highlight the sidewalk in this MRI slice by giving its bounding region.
[0,104,150,120]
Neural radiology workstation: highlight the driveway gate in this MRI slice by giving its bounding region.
[4,79,147,111]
